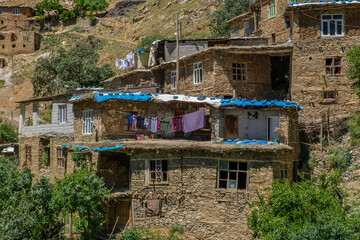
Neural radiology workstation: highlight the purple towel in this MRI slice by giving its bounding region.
[182,109,205,133]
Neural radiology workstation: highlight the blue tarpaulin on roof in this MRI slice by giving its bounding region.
[222,139,271,145]
[220,99,303,110]
[94,92,152,103]
[92,145,124,151]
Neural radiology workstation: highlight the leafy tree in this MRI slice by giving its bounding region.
[0,120,18,143]
[248,173,360,240]
[54,168,110,239]
[348,112,360,146]
[209,0,251,38]
[73,0,109,15]
[31,44,114,97]
[347,46,360,97]
[33,0,64,16]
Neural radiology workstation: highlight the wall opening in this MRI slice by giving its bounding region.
[271,56,290,97]
[105,199,131,234]
[10,33,17,42]
[98,152,130,192]
[0,35,5,41]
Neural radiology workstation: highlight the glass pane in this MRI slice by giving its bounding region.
[162,160,168,171]
[334,67,341,75]
[336,21,342,35]
[243,75,246,80]
[237,69,241,74]
[219,180,227,188]
[333,15,342,19]
[322,15,331,19]
[326,67,332,75]
[232,63,236,68]
[219,171,228,179]
[229,161,238,170]
[330,21,335,35]
[237,64,241,68]
[239,162,247,171]
[229,172,237,180]
[233,69,236,74]
[150,161,155,171]
[163,172,167,181]
[322,22,328,35]
[150,172,155,180]
[233,75,237,81]
[219,161,228,170]
[228,180,236,189]
[238,172,247,189]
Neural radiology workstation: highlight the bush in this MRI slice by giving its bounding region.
[322,147,352,172]
[33,0,64,16]
[348,112,360,146]
[137,34,165,49]
[0,121,18,143]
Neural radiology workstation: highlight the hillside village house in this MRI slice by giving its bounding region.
[0,5,41,55]
[17,89,300,239]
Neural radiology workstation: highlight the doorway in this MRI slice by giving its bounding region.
[267,116,280,141]
[271,56,290,94]
[225,115,239,140]
[105,200,131,233]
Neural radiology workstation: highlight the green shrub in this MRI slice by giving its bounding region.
[137,34,165,49]
[60,10,77,21]
[348,112,360,146]
[322,147,352,171]
[33,0,64,16]
[0,121,18,143]
[40,152,50,168]
[0,80,5,88]
[170,225,184,234]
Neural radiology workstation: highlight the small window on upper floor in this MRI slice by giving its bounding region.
[232,63,246,81]
[13,9,20,16]
[149,160,168,183]
[193,62,203,85]
[234,24,240,37]
[25,146,32,164]
[170,71,177,90]
[321,14,343,37]
[326,57,341,75]
[57,148,66,168]
[268,1,276,19]
[82,110,93,134]
[59,105,67,123]
[0,10,3,15]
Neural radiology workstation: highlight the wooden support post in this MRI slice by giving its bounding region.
[327,109,331,146]
[69,213,73,240]
[320,118,323,152]
[176,13,180,89]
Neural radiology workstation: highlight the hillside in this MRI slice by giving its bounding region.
[0,0,216,123]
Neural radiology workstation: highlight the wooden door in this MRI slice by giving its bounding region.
[116,201,131,228]
[224,115,239,140]
[267,116,280,141]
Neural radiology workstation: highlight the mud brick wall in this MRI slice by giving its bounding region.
[291,9,360,126]
[104,71,155,90]
[129,149,294,240]
[0,7,32,30]
[163,51,272,100]
[0,31,41,55]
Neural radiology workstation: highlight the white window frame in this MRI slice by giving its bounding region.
[82,110,93,135]
[13,9,20,16]
[58,105,67,124]
[321,14,344,37]
[268,1,276,19]
[170,71,177,90]
[193,62,203,85]
[217,160,248,190]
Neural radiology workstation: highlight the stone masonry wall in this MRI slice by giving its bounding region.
[163,51,272,100]
[129,149,294,240]
[0,31,40,55]
[291,9,360,126]
[104,71,155,90]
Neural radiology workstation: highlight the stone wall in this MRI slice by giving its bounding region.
[291,8,360,126]
[163,51,273,100]
[0,31,41,55]
[0,7,32,30]
[128,149,294,240]
[104,71,155,90]
[164,41,208,61]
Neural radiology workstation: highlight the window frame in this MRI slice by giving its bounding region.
[321,14,344,37]
[25,146,31,163]
[268,1,276,19]
[280,164,288,179]
[149,159,168,184]
[325,57,341,75]
[217,160,248,190]
[232,62,247,81]
[82,110,93,135]
[234,24,240,37]
[0,10,3,15]
[57,148,66,168]
[58,105,67,124]
[170,71,177,90]
[193,62,203,85]
[13,9,20,16]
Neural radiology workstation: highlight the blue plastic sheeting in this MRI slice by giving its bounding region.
[103,139,124,142]
[220,99,303,110]
[94,92,152,103]
[92,145,124,151]
[62,144,124,152]
[222,139,271,145]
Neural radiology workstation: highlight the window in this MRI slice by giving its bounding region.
[149,160,168,183]
[244,18,255,36]
[193,62,203,84]
[57,148,66,167]
[280,164,287,179]
[326,58,341,75]
[268,1,276,19]
[323,90,336,99]
[122,112,131,131]
[12,44,15,48]
[59,105,67,123]
[23,44,26,48]
[272,33,276,44]
[82,110,93,134]
[321,14,343,37]
[13,9,20,15]
[2,45,4,49]
[232,63,246,81]
[170,71,177,90]
[0,10,3,15]
[218,161,247,190]
[25,146,31,163]
[234,24,240,37]
[23,36,29,41]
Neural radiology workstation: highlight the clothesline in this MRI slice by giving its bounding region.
[128,109,206,134]
[115,49,145,70]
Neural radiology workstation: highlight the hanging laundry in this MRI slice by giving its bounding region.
[182,110,205,133]
[129,114,133,126]
[126,52,135,68]
[150,118,158,133]
[160,118,172,132]
[144,117,149,128]
[132,115,138,131]
[172,116,183,132]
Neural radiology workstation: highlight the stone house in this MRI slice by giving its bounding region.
[0,5,41,55]
[18,89,301,239]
